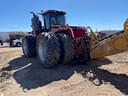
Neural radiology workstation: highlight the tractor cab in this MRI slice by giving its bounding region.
[42,10,66,30]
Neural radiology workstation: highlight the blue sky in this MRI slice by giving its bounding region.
[0,0,127,31]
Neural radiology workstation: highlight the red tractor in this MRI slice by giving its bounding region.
[22,10,91,68]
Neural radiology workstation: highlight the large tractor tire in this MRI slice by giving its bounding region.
[0,40,3,46]
[37,33,61,68]
[56,32,74,64]
[22,35,36,57]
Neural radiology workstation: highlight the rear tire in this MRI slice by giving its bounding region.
[22,35,36,57]
[56,32,74,64]
[37,33,61,68]
[0,40,3,46]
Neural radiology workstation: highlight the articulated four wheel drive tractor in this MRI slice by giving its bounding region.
[22,10,91,68]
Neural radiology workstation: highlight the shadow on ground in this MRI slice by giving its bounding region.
[5,56,128,95]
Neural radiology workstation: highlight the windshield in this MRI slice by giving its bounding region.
[50,14,65,25]
[43,13,65,30]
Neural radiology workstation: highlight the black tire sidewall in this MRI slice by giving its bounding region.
[22,35,36,57]
[37,33,60,68]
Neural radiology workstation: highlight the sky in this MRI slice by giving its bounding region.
[0,0,127,31]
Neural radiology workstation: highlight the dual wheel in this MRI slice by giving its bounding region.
[22,32,74,68]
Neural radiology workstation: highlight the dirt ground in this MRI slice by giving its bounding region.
[0,44,128,96]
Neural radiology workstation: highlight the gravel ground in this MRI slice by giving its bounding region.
[0,44,128,96]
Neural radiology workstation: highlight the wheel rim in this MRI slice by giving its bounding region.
[38,41,47,63]
[23,40,28,56]
[17,43,21,47]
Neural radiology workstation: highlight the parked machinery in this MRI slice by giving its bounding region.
[22,10,128,68]
[9,32,26,47]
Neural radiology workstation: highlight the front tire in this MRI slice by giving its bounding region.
[56,32,74,64]
[22,35,36,57]
[37,33,61,68]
